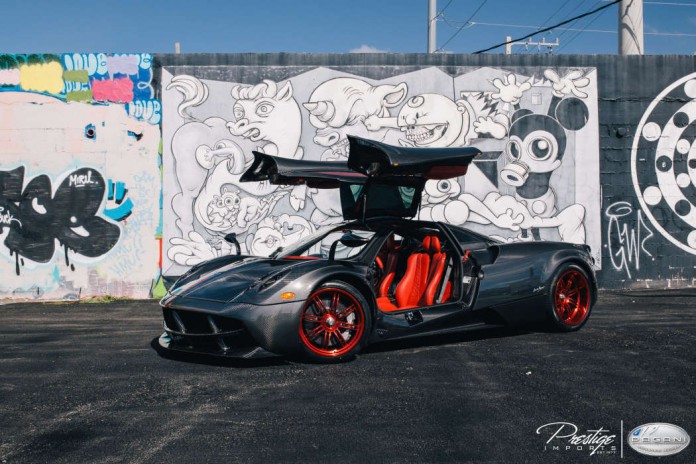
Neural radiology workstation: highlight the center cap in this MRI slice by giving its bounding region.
[325,316,336,327]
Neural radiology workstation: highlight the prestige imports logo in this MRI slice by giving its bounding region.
[536,422,617,456]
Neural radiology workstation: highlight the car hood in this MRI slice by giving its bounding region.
[165,256,310,303]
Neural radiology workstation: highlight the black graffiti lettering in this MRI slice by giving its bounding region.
[0,167,120,275]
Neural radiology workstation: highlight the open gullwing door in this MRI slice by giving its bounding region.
[240,137,480,221]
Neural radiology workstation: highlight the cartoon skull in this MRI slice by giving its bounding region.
[398,94,470,148]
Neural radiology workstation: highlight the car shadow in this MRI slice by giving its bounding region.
[150,326,530,367]
[149,337,289,368]
[363,324,528,355]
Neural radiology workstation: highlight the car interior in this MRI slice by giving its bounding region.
[374,231,471,312]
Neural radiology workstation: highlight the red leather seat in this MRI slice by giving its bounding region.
[422,236,446,306]
[377,236,400,297]
[377,237,430,312]
[394,246,430,309]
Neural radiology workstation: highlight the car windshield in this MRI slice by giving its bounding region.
[276,225,375,260]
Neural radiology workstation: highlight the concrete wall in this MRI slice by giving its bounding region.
[0,54,161,299]
[2,53,696,298]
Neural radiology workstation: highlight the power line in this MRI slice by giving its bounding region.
[537,0,574,30]
[436,0,488,52]
[558,4,611,51]
[638,1,696,5]
[439,0,455,16]
[565,1,603,36]
[602,0,696,4]
[446,20,696,37]
[558,1,600,41]
[472,0,621,54]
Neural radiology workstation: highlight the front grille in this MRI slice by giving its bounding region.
[162,307,257,353]
[163,308,244,335]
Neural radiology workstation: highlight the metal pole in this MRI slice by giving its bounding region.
[428,0,437,53]
[174,42,181,54]
[619,0,643,55]
[505,36,512,55]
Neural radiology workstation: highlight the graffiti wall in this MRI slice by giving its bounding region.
[161,65,601,276]
[2,53,695,297]
[0,53,160,299]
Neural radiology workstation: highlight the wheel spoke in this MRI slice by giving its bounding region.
[337,321,356,331]
[322,331,331,349]
[568,304,580,321]
[303,314,321,323]
[335,304,356,320]
[313,296,328,314]
[306,325,324,339]
[333,331,346,347]
[330,292,340,314]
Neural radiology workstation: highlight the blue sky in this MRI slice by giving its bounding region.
[1,0,695,55]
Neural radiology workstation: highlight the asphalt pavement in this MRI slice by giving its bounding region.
[0,291,695,463]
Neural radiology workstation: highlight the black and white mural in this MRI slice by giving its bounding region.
[632,72,696,256]
[161,66,601,275]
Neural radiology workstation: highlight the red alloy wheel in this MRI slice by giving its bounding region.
[299,287,365,357]
[553,269,591,326]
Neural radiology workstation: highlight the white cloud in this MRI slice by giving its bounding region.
[349,44,387,53]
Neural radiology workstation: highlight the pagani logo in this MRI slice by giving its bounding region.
[536,422,617,456]
[628,423,690,457]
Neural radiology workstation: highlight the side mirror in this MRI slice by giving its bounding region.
[340,231,369,248]
[224,232,241,255]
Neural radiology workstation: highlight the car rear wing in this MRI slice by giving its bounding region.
[346,135,480,180]
[240,151,367,189]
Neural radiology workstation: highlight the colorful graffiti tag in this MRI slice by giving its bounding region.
[0,53,161,299]
[0,53,160,124]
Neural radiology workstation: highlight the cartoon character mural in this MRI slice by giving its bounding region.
[303,78,408,160]
[228,80,303,159]
[162,66,601,276]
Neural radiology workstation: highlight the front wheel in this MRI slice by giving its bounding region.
[298,282,371,362]
[547,264,593,332]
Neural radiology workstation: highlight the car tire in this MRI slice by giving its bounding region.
[546,263,593,332]
[297,281,371,363]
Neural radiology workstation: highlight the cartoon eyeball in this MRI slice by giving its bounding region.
[506,139,522,160]
[233,103,245,120]
[224,195,241,208]
[506,130,561,174]
[255,101,275,117]
[437,180,451,193]
[528,136,554,161]
[264,235,280,248]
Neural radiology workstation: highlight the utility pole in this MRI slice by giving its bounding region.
[428,0,437,53]
[174,42,181,54]
[619,0,643,54]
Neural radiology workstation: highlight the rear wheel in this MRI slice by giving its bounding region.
[547,264,592,332]
[298,282,370,362]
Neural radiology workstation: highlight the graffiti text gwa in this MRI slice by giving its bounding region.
[605,201,653,279]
